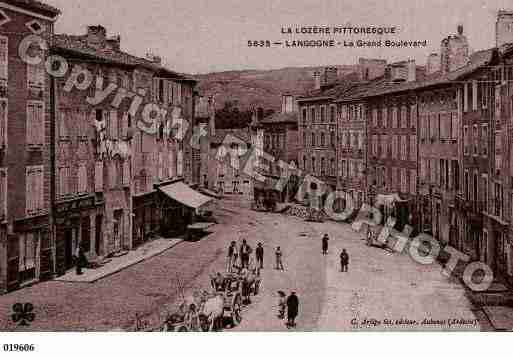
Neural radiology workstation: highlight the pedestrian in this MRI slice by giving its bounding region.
[322,234,329,255]
[227,241,236,272]
[256,242,264,269]
[275,246,284,271]
[286,291,299,328]
[366,227,372,246]
[75,244,87,275]
[277,291,286,319]
[239,239,252,269]
[340,249,349,272]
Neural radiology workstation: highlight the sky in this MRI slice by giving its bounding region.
[44,0,513,75]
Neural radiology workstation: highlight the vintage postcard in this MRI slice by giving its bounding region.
[0,0,513,347]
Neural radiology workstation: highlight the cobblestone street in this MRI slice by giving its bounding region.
[0,200,478,331]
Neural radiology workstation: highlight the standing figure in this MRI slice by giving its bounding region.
[75,244,87,275]
[277,290,286,319]
[227,241,236,272]
[275,246,284,271]
[286,291,299,328]
[340,249,349,272]
[322,234,330,255]
[256,243,264,269]
[240,239,252,269]
[366,227,372,246]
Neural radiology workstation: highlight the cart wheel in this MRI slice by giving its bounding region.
[231,294,242,327]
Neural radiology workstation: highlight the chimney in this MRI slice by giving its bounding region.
[426,53,441,74]
[440,25,469,74]
[146,52,162,65]
[496,10,513,49]
[313,71,321,90]
[358,58,387,81]
[106,35,121,51]
[281,94,295,113]
[322,67,338,87]
[86,25,107,48]
[388,60,415,82]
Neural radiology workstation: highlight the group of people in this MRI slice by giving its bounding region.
[227,239,265,273]
[321,234,350,273]
[277,290,299,329]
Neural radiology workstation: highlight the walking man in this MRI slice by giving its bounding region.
[322,234,330,255]
[240,239,252,269]
[227,241,236,272]
[256,242,264,269]
[275,246,284,271]
[340,249,349,272]
[286,291,299,328]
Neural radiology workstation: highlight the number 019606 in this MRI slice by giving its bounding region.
[3,344,35,352]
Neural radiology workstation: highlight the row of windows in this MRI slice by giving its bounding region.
[369,104,417,129]
[419,158,459,192]
[340,131,363,150]
[301,105,336,125]
[420,111,458,141]
[301,156,336,177]
[370,134,417,161]
[463,124,489,156]
[340,104,364,122]
[302,130,336,148]
[372,167,417,194]
[265,133,285,149]
[339,160,364,179]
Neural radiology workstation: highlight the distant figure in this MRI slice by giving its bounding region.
[214,272,225,291]
[286,291,299,328]
[275,246,284,271]
[277,290,286,319]
[240,239,252,269]
[75,244,87,275]
[366,227,372,246]
[322,234,330,255]
[256,243,264,269]
[340,249,349,272]
[227,241,236,272]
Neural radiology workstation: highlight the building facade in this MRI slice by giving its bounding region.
[0,0,60,293]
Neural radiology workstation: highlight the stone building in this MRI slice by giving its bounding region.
[0,0,60,293]
[259,94,300,201]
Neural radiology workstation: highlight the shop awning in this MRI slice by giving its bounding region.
[159,182,214,209]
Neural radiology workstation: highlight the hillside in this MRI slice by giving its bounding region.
[194,65,358,112]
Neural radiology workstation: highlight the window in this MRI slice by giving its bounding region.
[410,104,417,128]
[372,108,378,127]
[330,158,335,176]
[302,131,307,147]
[311,157,316,173]
[320,132,325,147]
[321,158,326,176]
[302,108,307,125]
[401,135,407,161]
[19,232,38,283]
[392,106,398,128]
[0,168,6,220]
[400,106,407,128]
[303,156,307,171]
[410,135,417,161]
[450,112,458,140]
[320,106,326,123]
[311,133,316,147]
[58,166,70,197]
[27,61,45,95]
[463,82,468,112]
[310,107,316,123]
[482,174,488,210]
[472,80,478,111]
[330,132,335,148]
[381,135,388,158]
[410,169,417,194]
[382,106,388,128]
[465,171,469,200]
[330,106,335,122]
[27,101,44,146]
[78,163,88,193]
[392,135,398,159]
[108,110,118,139]
[372,135,377,156]
[94,161,103,192]
[26,166,44,216]
[482,124,488,156]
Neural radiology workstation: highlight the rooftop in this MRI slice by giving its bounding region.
[2,0,61,17]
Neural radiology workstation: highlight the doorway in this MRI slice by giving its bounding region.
[64,228,74,270]
[95,215,102,256]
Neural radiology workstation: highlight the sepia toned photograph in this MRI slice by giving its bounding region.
[0,0,512,345]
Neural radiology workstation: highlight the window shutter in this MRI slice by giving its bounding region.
[38,168,44,211]
[0,169,5,219]
[177,150,183,177]
[26,169,33,214]
[78,163,87,193]
[0,37,7,80]
[121,112,128,138]
[95,161,103,192]
[109,162,117,189]
[123,160,130,186]
[109,110,118,139]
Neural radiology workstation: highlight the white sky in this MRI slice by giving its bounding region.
[45,0,513,74]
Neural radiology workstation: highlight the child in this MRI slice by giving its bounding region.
[277,291,286,319]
